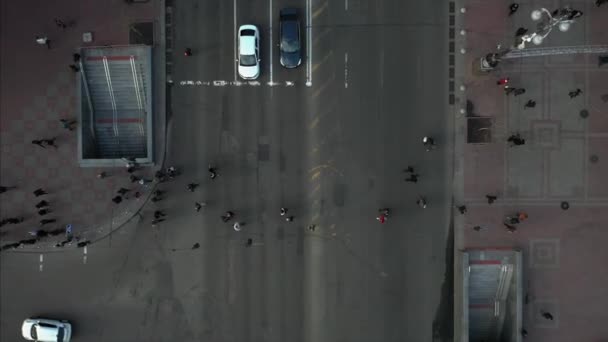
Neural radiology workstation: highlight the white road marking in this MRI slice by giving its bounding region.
[345,0,348,11]
[344,53,349,88]
[39,254,43,272]
[417,56,422,84]
[179,80,295,87]
[379,49,384,88]
[234,0,238,82]
[83,246,88,264]
[269,0,273,85]
[306,0,312,87]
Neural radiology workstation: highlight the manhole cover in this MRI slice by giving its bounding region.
[561,201,569,210]
[590,155,599,163]
[580,109,589,119]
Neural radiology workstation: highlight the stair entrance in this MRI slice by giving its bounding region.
[78,45,153,166]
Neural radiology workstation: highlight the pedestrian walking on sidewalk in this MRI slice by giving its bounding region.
[504,222,517,233]
[457,205,467,214]
[416,196,427,208]
[405,174,419,183]
[7,217,25,224]
[117,188,130,196]
[208,165,218,180]
[130,175,141,183]
[32,140,46,148]
[184,48,193,56]
[112,195,123,204]
[308,224,316,232]
[35,36,51,49]
[280,207,288,216]
[508,3,519,16]
[496,77,509,86]
[376,208,390,223]
[524,100,536,109]
[233,222,242,231]
[60,118,77,131]
[515,27,528,37]
[138,178,152,186]
[285,216,294,222]
[517,211,528,222]
[38,208,51,216]
[187,183,199,192]
[40,218,57,226]
[195,202,204,212]
[507,133,525,146]
[154,210,166,219]
[566,9,583,20]
[33,188,48,197]
[513,88,526,96]
[73,53,81,62]
[541,311,554,320]
[222,211,235,222]
[35,200,49,208]
[0,185,17,194]
[597,0,608,7]
[246,238,253,247]
[42,137,57,148]
[69,64,79,72]
[486,194,497,204]
[568,88,582,98]
[54,18,67,29]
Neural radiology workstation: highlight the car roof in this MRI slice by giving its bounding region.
[281,20,299,39]
[36,325,60,341]
[240,36,256,55]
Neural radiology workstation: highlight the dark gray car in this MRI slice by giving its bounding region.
[279,8,301,69]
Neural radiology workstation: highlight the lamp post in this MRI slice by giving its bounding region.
[479,6,581,71]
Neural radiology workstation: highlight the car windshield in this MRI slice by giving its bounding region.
[240,54,257,67]
[281,37,299,53]
[30,325,37,339]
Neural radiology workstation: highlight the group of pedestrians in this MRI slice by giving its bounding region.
[0,186,76,250]
[31,138,58,149]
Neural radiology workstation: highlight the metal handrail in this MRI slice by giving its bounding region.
[103,57,119,136]
[129,56,145,136]
[78,59,96,139]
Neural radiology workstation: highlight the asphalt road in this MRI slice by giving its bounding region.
[0,0,452,341]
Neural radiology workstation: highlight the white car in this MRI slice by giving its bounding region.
[21,318,72,342]
[238,25,260,79]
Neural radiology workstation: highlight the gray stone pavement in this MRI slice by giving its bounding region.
[0,0,161,250]
[455,0,608,341]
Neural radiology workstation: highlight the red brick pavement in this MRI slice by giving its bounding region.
[0,0,159,247]
[459,0,608,341]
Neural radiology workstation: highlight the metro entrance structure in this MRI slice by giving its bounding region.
[77,45,154,166]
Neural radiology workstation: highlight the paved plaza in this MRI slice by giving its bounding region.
[455,0,608,340]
